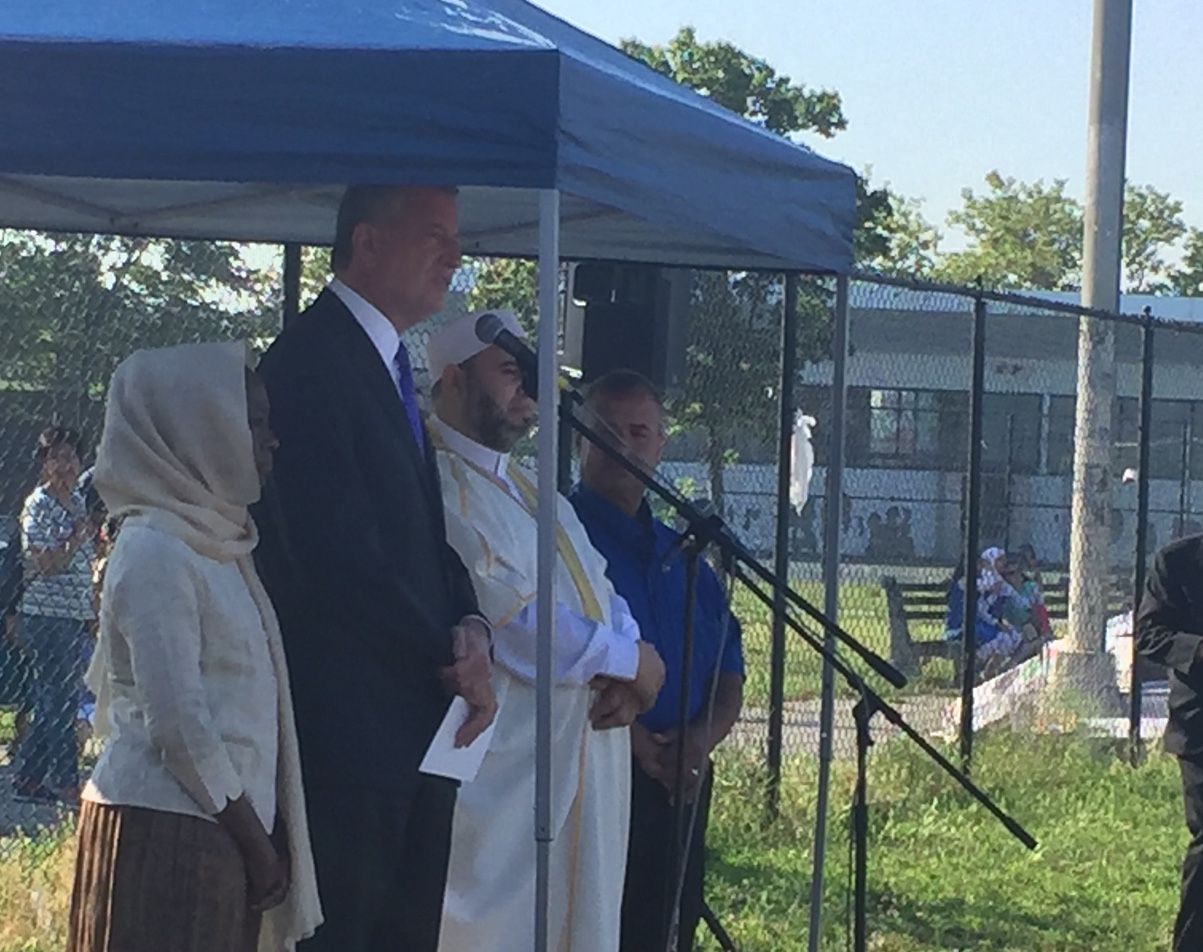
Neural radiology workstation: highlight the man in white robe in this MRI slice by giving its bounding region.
[427,310,665,952]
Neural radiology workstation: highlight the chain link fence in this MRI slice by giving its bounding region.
[819,279,1186,755]
[0,228,1198,948]
[777,279,1189,768]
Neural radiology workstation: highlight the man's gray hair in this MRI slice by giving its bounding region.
[581,369,664,409]
[330,184,459,272]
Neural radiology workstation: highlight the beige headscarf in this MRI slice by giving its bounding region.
[92,341,322,951]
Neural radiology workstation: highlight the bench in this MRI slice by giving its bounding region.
[882,573,1130,682]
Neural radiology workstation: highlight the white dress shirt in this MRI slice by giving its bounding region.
[431,417,641,686]
[83,524,279,830]
[329,278,403,393]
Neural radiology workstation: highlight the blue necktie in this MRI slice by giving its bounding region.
[394,341,426,460]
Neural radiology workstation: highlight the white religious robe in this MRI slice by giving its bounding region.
[432,419,638,952]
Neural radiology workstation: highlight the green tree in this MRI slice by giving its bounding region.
[621,27,914,267]
[464,258,538,335]
[0,231,279,442]
[298,245,333,309]
[1122,184,1186,292]
[856,187,941,278]
[1169,228,1203,297]
[934,171,1083,290]
[675,270,772,510]
[934,172,1191,293]
[619,27,847,138]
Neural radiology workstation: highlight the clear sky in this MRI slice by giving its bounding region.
[532,0,1203,248]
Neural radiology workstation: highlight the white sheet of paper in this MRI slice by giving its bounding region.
[419,696,496,783]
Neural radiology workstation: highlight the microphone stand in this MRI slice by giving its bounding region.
[700,901,739,952]
[662,529,738,952]
[557,393,1038,952]
[727,565,1038,949]
[657,508,728,952]
[664,530,702,952]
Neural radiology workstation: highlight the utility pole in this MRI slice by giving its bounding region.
[1058,0,1131,706]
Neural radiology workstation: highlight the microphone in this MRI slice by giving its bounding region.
[475,312,539,399]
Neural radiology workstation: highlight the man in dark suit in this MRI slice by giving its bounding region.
[256,185,497,952]
[1136,534,1203,951]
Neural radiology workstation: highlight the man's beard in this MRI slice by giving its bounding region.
[471,385,533,452]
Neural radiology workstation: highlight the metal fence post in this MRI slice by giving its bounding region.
[1003,414,1016,550]
[806,274,849,952]
[767,273,798,819]
[960,292,988,770]
[282,243,302,328]
[1129,309,1154,764]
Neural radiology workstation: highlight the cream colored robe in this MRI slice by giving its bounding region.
[435,441,631,952]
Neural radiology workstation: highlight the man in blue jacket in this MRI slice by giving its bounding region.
[570,370,744,952]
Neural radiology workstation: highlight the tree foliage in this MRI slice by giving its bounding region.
[1122,184,1187,293]
[931,173,1195,293]
[934,172,1083,290]
[857,189,942,278]
[619,29,854,510]
[619,27,847,138]
[0,232,277,394]
[1170,228,1203,298]
[0,231,279,449]
[619,27,914,272]
[464,258,538,336]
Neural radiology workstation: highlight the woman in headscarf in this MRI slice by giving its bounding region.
[67,342,322,952]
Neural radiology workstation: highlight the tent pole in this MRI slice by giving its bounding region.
[534,188,561,952]
[807,273,849,952]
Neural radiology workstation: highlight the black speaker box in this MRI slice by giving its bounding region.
[573,263,687,396]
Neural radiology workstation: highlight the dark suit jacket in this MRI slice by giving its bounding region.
[1136,534,1203,758]
[254,289,480,792]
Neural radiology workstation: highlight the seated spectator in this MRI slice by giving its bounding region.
[1013,543,1041,582]
[1002,545,1053,640]
[945,555,1023,680]
[977,546,1047,650]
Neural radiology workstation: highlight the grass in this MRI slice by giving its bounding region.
[700,730,1182,951]
[737,576,957,712]
[0,732,1183,952]
[0,822,74,952]
[0,569,1158,951]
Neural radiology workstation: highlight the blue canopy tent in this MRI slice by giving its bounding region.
[0,1,856,944]
[0,0,854,271]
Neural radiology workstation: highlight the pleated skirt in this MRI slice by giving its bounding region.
[67,800,260,952]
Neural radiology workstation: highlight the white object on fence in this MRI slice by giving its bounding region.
[790,412,816,514]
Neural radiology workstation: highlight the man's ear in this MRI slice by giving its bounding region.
[351,220,377,264]
[443,363,465,394]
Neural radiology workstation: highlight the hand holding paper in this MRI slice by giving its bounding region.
[419,696,497,783]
